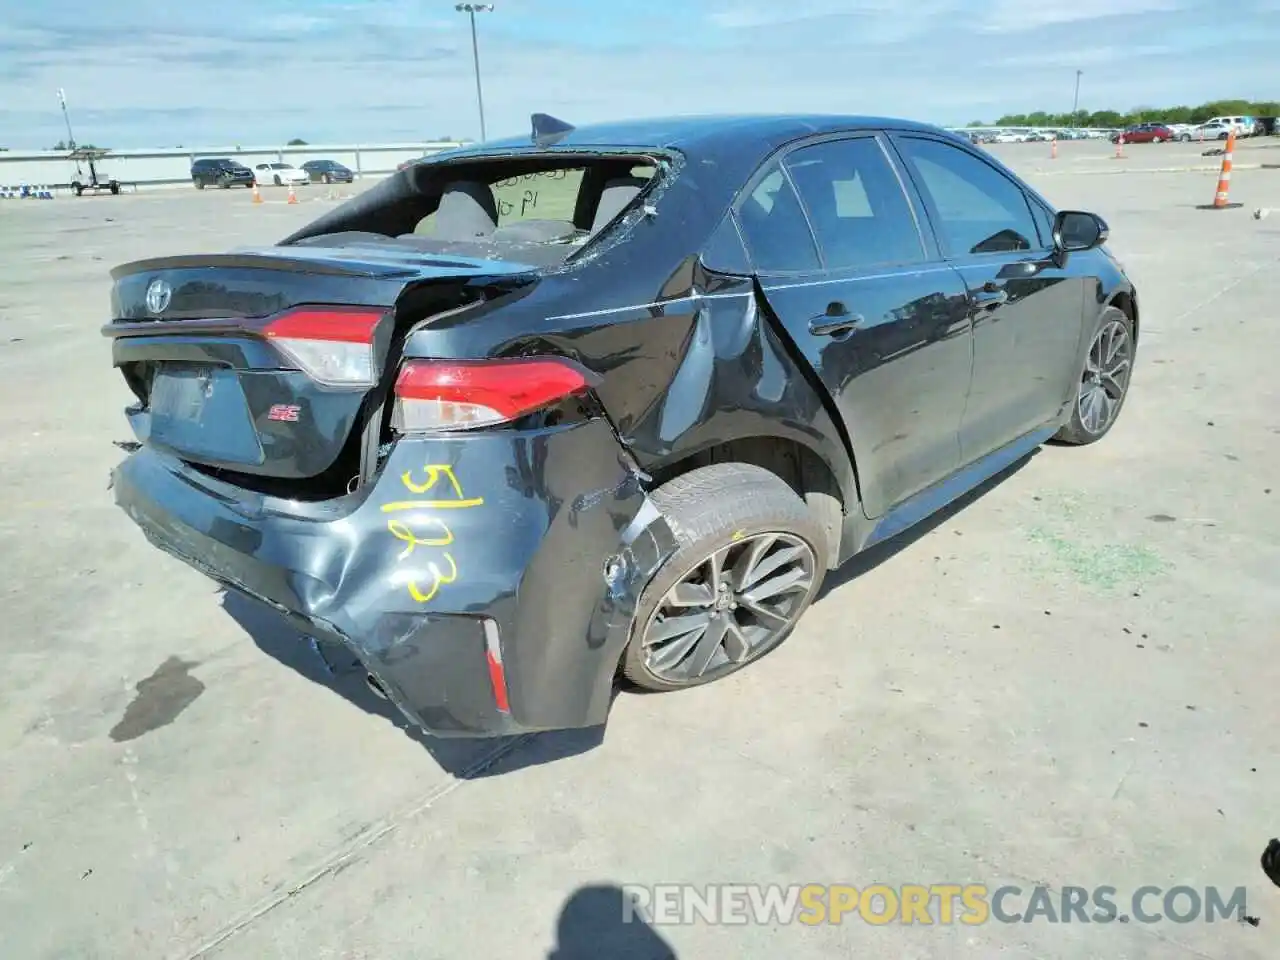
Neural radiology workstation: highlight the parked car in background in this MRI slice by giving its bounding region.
[254,162,310,187]
[1163,122,1194,139]
[1112,123,1173,144]
[300,159,355,184]
[190,158,254,189]
[1206,116,1251,136]
[991,130,1024,143]
[1186,121,1232,141]
[104,112,1139,739]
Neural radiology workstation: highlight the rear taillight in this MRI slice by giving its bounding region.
[262,306,384,387]
[392,357,593,432]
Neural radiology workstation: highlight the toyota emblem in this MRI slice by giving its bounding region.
[145,278,172,314]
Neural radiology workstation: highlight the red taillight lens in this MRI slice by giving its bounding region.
[392,357,593,432]
[262,306,384,387]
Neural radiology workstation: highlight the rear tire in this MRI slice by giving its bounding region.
[621,463,828,692]
[195,180,205,189]
[323,173,332,184]
[1054,306,1135,446]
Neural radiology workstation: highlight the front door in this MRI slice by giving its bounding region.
[890,134,1088,463]
[734,134,974,518]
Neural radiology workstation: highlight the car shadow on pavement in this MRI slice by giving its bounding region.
[219,591,604,778]
[547,885,677,960]
[815,449,1037,602]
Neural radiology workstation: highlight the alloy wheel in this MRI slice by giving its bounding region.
[641,532,816,683]
[1078,319,1132,435]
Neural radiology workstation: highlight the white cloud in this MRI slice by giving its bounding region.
[979,0,1182,32]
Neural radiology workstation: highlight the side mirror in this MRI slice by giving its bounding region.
[1052,210,1109,253]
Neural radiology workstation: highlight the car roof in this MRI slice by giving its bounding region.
[446,113,955,158]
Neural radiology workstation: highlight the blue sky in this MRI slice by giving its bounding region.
[1,0,1277,149]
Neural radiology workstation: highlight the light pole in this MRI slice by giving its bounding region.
[455,3,493,142]
[57,88,77,151]
[1071,70,1083,126]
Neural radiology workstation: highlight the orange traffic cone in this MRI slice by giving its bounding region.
[1113,134,1126,160]
[251,183,263,204]
[1198,130,1243,210]
[287,184,298,205]
[1050,137,1058,160]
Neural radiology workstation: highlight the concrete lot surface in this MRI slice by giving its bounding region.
[1,139,1278,959]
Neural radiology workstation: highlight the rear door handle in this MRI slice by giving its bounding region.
[809,302,865,337]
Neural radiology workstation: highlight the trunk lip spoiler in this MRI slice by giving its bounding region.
[109,253,416,281]
[109,250,544,282]
[102,316,272,339]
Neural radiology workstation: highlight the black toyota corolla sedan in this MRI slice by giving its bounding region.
[105,113,1138,738]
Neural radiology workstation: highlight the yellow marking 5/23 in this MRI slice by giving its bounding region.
[406,553,459,604]
[384,465,481,603]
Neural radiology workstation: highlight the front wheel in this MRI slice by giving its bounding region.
[1054,306,1135,446]
[1179,134,1191,142]
[621,463,829,692]
[1152,136,1163,144]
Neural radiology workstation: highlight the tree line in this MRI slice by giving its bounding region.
[970,98,1278,128]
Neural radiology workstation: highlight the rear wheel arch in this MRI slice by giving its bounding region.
[646,434,849,567]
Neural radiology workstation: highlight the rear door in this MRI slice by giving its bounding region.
[889,133,1088,464]
[737,134,973,518]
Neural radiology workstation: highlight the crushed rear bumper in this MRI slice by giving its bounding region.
[111,418,675,737]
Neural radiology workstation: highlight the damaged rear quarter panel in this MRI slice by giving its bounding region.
[116,416,675,735]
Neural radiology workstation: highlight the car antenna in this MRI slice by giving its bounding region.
[531,113,575,146]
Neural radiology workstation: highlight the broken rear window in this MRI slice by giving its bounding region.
[411,161,655,241]
[286,154,664,267]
